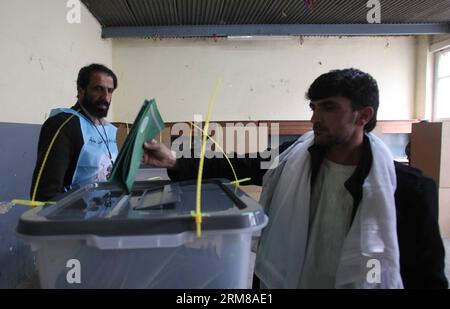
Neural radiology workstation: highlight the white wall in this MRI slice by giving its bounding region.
[112,36,416,123]
[0,0,112,124]
[0,0,418,126]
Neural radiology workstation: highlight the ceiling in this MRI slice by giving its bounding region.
[81,0,450,38]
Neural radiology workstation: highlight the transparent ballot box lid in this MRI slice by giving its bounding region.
[17,179,266,238]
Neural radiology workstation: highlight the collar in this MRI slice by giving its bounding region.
[308,135,373,222]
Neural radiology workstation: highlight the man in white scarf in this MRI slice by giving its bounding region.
[254,69,403,288]
[144,69,448,288]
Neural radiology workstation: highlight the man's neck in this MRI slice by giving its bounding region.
[325,134,364,166]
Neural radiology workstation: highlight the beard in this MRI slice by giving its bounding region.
[313,124,346,147]
[81,95,110,119]
[314,132,338,147]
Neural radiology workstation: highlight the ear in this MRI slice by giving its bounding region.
[356,106,374,127]
[77,86,85,101]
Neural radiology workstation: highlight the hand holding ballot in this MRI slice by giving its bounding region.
[143,139,177,169]
[108,99,165,193]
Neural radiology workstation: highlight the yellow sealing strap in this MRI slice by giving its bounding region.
[196,79,221,238]
[227,178,252,185]
[147,176,162,181]
[189,122,240,188]
[190,211,210,217]
[190,210,210,234]
[11,199,56,207]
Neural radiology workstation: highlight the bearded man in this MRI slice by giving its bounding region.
[31,64,118,201]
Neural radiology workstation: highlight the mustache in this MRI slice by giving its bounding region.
[95,100,110,107]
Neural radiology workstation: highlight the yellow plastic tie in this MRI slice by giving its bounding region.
[189,122,240,188]
[196,79,221,238]
[147,176,162,181]
[227,178,252,185]
[190,211,210,217]
[11,199,56,207]
[190,211,210,236]
[195,213,202,236]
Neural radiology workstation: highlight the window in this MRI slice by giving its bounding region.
[433,48,450,120]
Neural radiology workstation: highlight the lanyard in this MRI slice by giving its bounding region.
[91,121,114,166]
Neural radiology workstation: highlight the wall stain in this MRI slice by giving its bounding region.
[38,59,44,71]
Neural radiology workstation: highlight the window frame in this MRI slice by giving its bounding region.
[433,47,450,121]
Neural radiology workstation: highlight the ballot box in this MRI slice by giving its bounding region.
[17,179,267,289]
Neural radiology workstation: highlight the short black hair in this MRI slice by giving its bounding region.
[306,68,379,132]
[77,63,118,90]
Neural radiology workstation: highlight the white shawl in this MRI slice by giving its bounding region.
[254,131,403,288]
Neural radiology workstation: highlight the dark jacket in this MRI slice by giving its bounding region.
[169,137,448,289]
[394,162,447,288]
[30,104,85,201]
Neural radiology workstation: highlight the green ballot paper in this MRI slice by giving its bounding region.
[108,99,164,193]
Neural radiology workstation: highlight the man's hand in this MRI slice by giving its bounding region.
[143,139,177,169]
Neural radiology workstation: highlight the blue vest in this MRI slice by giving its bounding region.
[55,108,118,190]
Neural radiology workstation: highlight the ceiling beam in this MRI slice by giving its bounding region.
[103,23,450,38]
